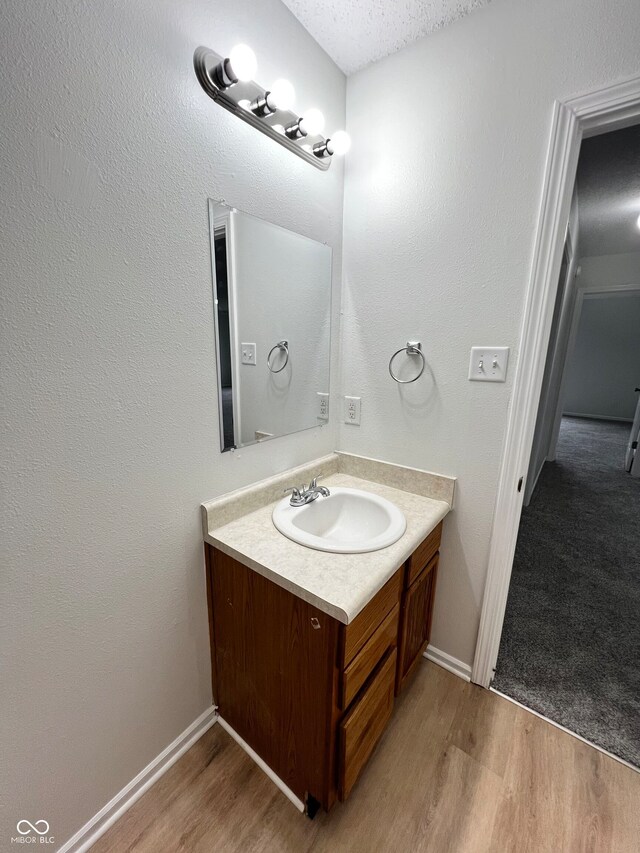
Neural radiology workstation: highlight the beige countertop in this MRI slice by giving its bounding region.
[204,471,451,624]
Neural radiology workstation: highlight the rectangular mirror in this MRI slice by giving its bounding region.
[208,200,332,451]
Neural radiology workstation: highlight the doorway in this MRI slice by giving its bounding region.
[473,77,640,768]
[496,125,640,766]
[493,307,640,768]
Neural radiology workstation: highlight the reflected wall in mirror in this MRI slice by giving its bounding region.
[208,200,332,451]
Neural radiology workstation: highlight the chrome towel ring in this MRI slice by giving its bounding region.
[389,341,425,384]
[267,340,289,373]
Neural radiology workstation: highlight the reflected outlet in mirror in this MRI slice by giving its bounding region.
[208,200,332,451]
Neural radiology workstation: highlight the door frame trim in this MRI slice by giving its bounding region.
[472,75,640,687]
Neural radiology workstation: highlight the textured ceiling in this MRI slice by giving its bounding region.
[577,124,640,258]
[281,0,492,75]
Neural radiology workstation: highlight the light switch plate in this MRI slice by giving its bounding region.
[468,346,510,382]
[344,395,361,425]
[241,342,256,365]
[317,392,329,420]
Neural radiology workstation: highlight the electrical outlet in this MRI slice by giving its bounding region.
[241,343,256,365]
[317,392,329,420]
[468,347,510,382]
[344,395,361,425]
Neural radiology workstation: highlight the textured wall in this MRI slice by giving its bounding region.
[0,0,344,845]
[564,294,640,421]
[340,0,640,669]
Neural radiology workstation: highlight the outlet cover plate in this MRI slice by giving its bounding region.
[344,395,361,425]
[317,392,329,420]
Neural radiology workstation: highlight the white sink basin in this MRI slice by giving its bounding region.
[272,487,406,553]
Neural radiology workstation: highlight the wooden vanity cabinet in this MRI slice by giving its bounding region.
[204,521,442,815]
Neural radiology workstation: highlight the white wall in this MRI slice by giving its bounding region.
[340,0,640,669]
[0,0,344,845]
[548,250,640,451]
[231,211,331,445]
[563,294,640,421]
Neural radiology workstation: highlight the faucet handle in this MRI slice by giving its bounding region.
[284,486,308,507]
[309,476,330,497]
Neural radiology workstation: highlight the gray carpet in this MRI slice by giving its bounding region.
[493,417,640,767]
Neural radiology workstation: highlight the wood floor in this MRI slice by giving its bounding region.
[93,662,640,853]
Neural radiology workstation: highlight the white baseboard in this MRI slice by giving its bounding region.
[57,707,218,853]
[424,645,472,682]
[217,717,304,812]
[564,412,633,423]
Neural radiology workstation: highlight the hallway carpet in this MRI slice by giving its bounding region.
[493,417,640,767]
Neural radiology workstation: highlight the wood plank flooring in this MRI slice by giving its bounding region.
[93,662,640,853]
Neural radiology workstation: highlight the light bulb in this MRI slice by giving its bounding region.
[228,44,257,82]
[269,79,295,111]
[299,109,325,137]
[328,130,351,156]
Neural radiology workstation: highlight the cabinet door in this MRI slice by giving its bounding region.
[210,547,340,809]
[396,554,438,694]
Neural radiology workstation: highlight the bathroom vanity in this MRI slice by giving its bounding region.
[202,454,454,816]
[199,182,456,817]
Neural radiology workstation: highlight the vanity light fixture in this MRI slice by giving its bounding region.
[194,44,349,170]
[636,213,640,230]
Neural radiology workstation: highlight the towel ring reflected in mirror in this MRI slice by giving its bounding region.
[267,340,290,373]
[389,341,425,384]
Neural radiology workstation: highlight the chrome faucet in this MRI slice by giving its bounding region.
[284,476,331,507]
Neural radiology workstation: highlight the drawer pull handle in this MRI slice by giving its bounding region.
[310,617,321,630]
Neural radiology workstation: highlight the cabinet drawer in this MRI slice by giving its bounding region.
[338,648,396,801]
[405,522,442,587]
[340,604,398,710]
[342,569,402,667]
